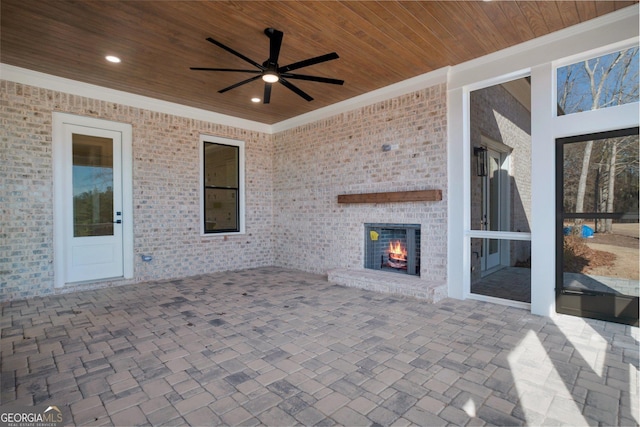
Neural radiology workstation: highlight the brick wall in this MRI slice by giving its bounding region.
[1,81,274,300]
[1,79,448,301]
[272,84,448,282]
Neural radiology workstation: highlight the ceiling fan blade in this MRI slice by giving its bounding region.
[263,83,272,104]
[281,73,344,85]
[206,37,264,70]
[218,75,262,93]
[190,67,262,73]
[279,52,339,73]
[279,78,313,102]
[265,28,283,65]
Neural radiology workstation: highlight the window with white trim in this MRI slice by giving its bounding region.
[200,135,245,234]
[557,47,639,116]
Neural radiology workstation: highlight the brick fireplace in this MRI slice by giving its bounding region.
[364,223,421,276]
[328,222,445,302]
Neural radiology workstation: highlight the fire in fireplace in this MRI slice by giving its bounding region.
[365,224,420,276]
[387,241,408,270]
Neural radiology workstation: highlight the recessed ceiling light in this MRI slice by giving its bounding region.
[251,97,261,103]
[105,55,121,63]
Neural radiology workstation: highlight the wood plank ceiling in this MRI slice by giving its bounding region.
[1,1,636,124]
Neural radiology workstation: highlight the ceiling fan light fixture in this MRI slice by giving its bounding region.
[262,72,279,83]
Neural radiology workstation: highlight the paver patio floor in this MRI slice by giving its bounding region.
[1,267,638,426]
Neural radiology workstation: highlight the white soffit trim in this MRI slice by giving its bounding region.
[270,67,450,133]
[0,63,271,134]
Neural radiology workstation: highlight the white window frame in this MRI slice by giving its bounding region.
[199,134,246,236]
[553,40,640,137]
[554,40,639,119]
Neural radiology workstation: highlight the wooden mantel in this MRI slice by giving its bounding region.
[337,189,442,204]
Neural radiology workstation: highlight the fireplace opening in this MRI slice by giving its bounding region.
[365,224,421,276]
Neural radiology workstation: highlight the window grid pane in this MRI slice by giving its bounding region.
[204,188,238,232]
[203,142,239,233]
[557,48,639,116]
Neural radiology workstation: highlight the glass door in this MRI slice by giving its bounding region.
[468,76,532,304]
[556,127,639,326]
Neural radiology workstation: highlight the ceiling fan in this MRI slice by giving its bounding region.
[191,28,344,104]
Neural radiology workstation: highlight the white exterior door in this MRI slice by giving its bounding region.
[65,126,123,282]
[53,113,133,287]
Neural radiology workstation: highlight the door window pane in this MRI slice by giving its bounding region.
[562,221,639,297]
[557,125,639,325]
[72,134,114,237]
[470,238,531,303]
[563,132,640,216]
[558,128,639,299]
[470,78,531,232]
[557,48,639,116]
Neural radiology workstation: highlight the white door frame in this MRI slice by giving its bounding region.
[53,113,133,288]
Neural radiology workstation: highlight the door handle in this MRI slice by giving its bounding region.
[113,220,122,224]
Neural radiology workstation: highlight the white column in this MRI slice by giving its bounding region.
[530,63,556,317]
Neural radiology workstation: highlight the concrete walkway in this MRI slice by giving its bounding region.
[1,267,638,426]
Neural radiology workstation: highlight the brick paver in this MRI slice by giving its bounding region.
[1,267,638,426]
